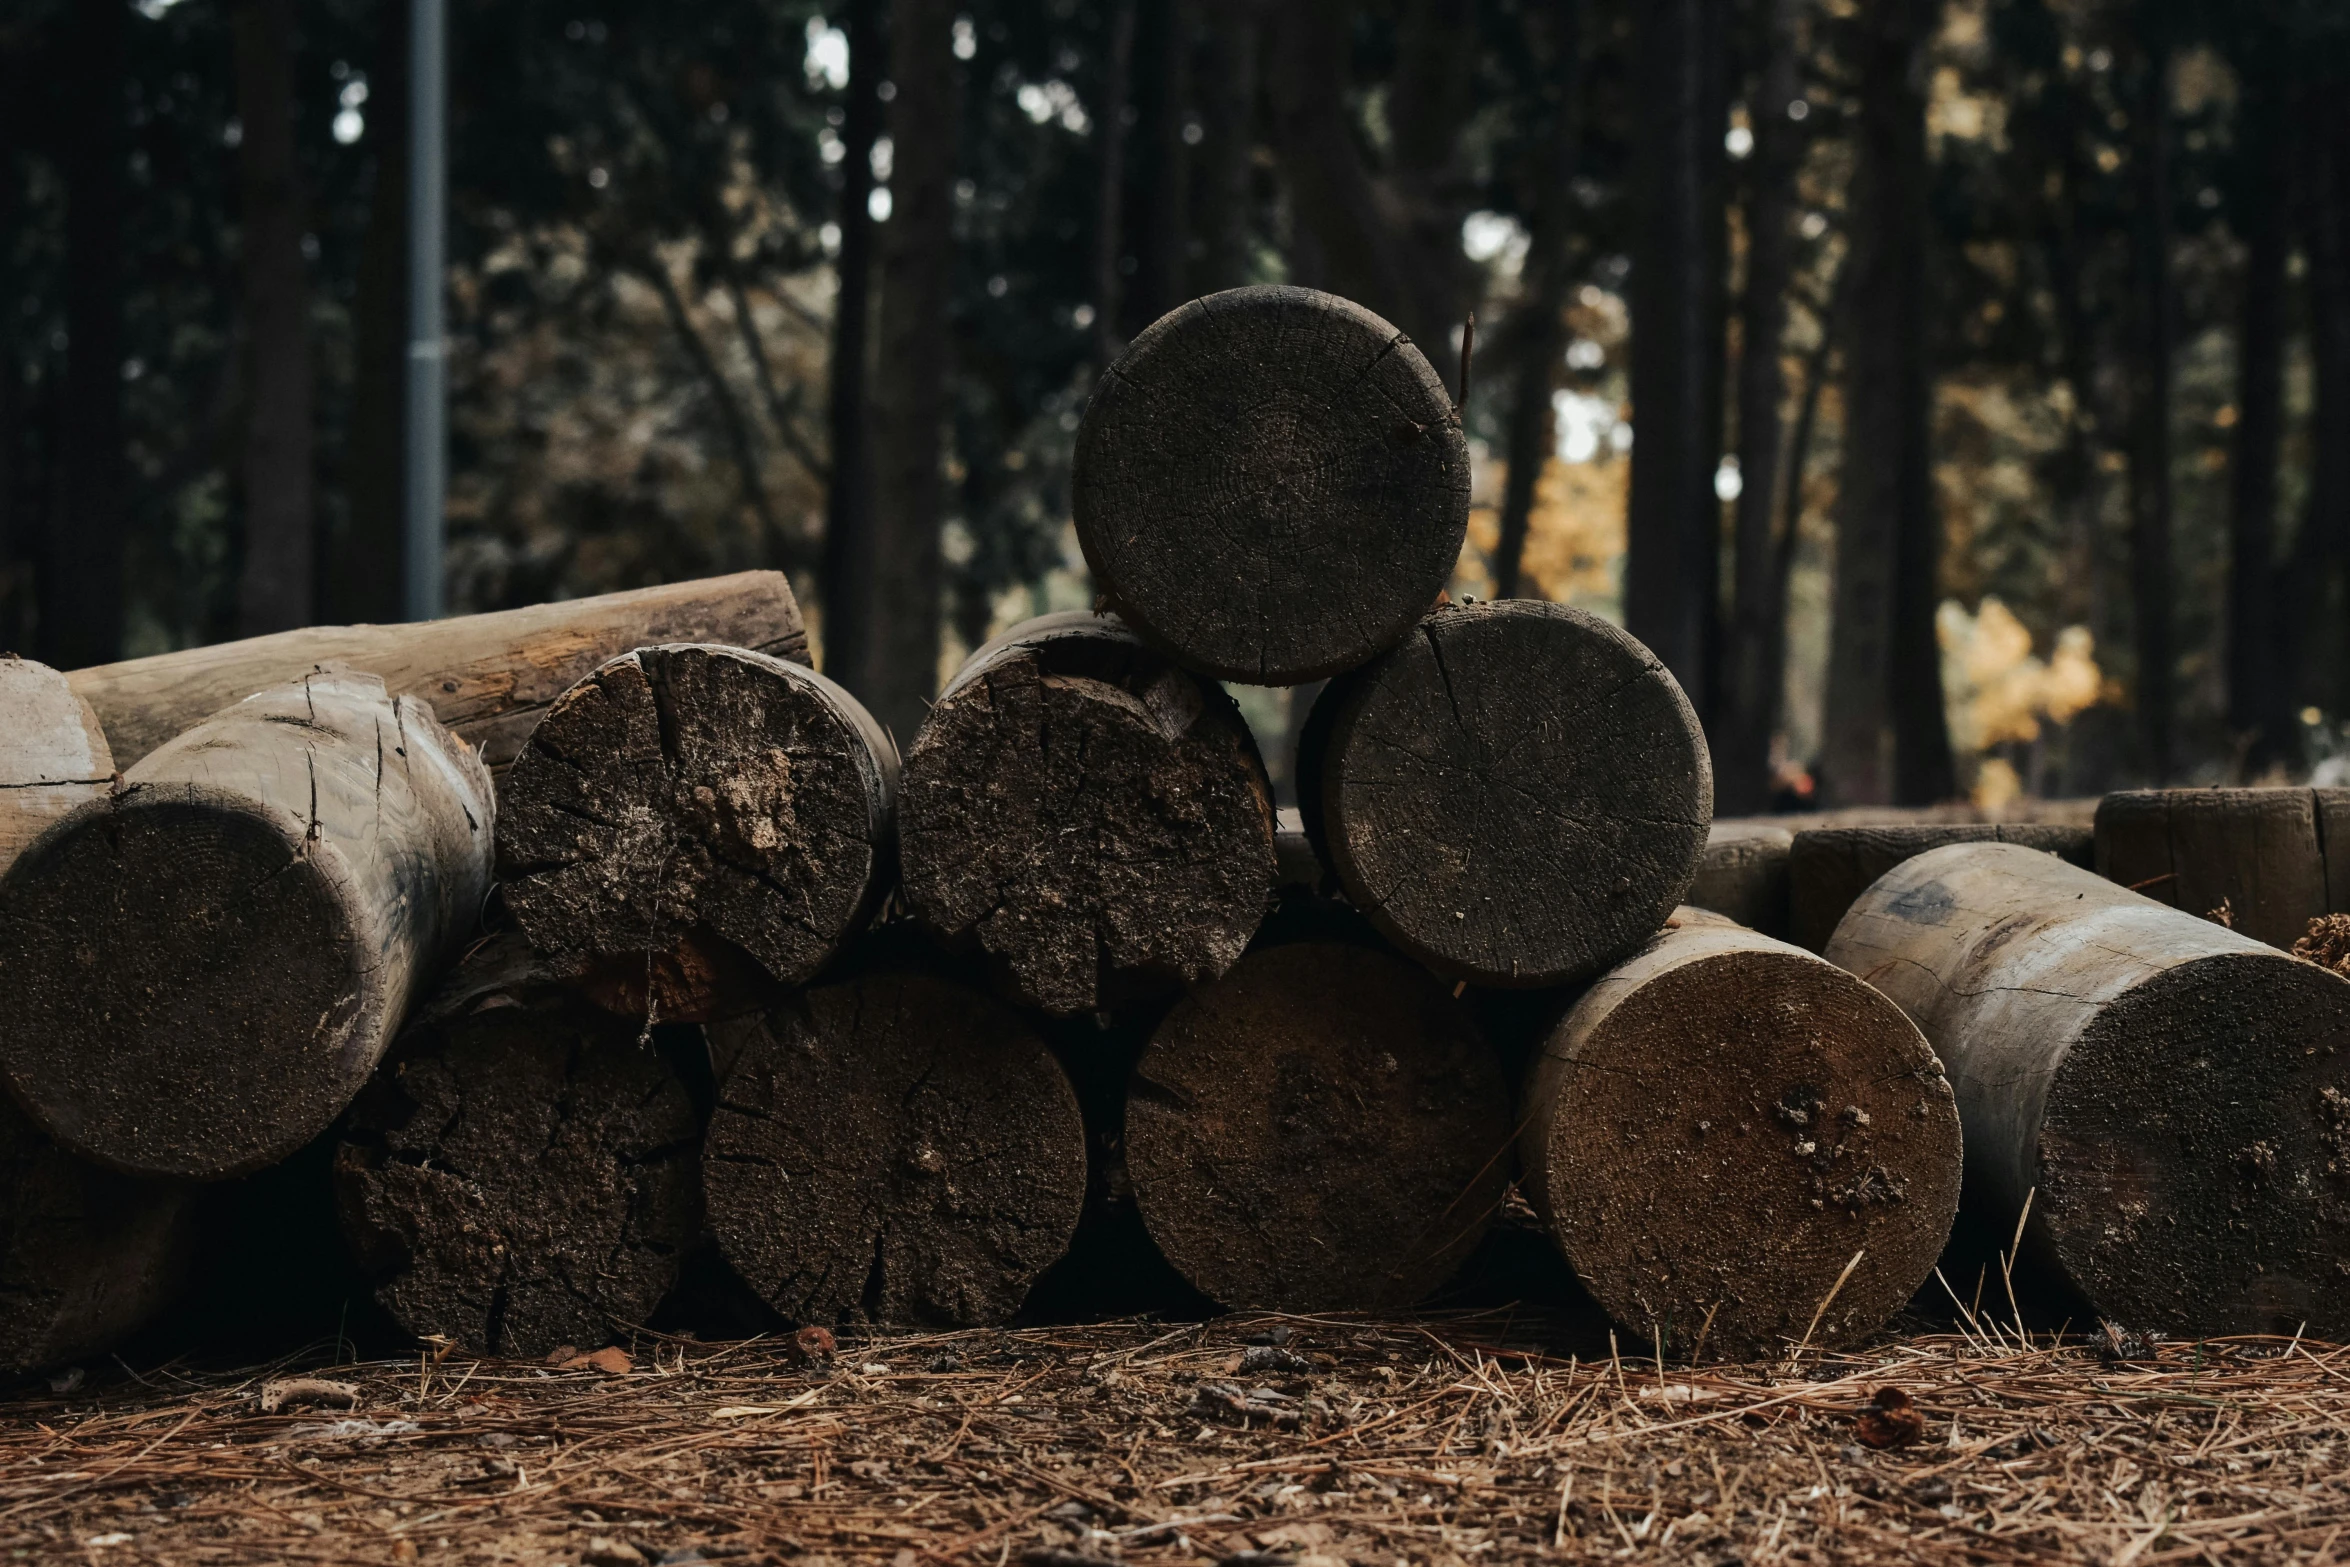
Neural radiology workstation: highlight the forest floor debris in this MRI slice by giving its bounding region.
[3,1313,2346,1565]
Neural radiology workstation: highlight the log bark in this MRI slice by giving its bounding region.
[1520,909,1958,1358]
[704,971,1087,1327]
[495,644,897,1022]
[0,1096,197,1375]
[1072,285,1470,684]
[333,937,702,1356]
[1827,843,2350,1339]
[1125,942,1512,1311]
[2095,788,2350,950]
[898,612,1276,1015]
[0,656,113,875]
[1299,600,1712,987]
[1788,822,2091,954]
[67,571,809,772]
[1686,821,1792,940]
[0,668,494,1179]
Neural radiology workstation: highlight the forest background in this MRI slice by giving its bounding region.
[3,0,2346,813]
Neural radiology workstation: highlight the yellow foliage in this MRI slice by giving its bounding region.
[1457,456,1627,606]
[1937,597,2109,807]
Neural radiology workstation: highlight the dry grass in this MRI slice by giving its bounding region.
[5,1315,2347,1566]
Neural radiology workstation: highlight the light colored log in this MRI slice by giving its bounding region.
[1686,821,1793,938]
[0,656,114,876]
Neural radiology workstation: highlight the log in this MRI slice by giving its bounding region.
[1299,599,1712,987]
[1071,285,1470,684]
[703,971,1087,1327]
[67,571,809,771]
[495,643,897,1022]
[2095,787,2350,949]
[333,937,702,1357]
[1519,908,1961,1358]
[0,668,494,1179]
[1124,942,1513,1311]
[0,1096,198,1375]
[1827,842,2350,1339]
[1788,822,2091,953]
[0,656,114,875]
[898,612,1276,1014]
[1687,820,1793,938]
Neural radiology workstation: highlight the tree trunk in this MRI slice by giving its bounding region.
[1189,0,1260,298]
[1073,285,1468,684]
[1125,941,1511,1312]
[1298,600,1712,988]
[1686,821,1792,939]
[900,612,1274,1014]
[334,935,701,1357]
[232,0,315,638]
[703,970,1087,1327]
[2128,27,2176,781]
[863,0,960,747]
[1716,0,1806,813]
[0,656,113,876]
[1492,0,1582,602]
[1521,907,1960,1359]
[2295,100,2350,721]
[0,1096,198,1376]
[1822,0,1951,806]
[1828,842,2350,1340]
[327,0,408,626]
[821,0,883,693]
[1125,0,1196,331]
[2095,788,2350,950]
[495,644,898,1021]
[1787,821,2092,954]
[0,670,493,1180]
[2227,69,2289,770]
[67,570,807,772]
[1092,0,1140,367]
[1623,0,1728,719]
[45,0,129,669]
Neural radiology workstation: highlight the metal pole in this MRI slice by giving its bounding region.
[402,0,446,621]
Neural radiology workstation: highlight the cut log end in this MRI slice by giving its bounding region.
[1306,600,1711,987]
[497,644,896,1018]
[899,613,1276,1015]
[1072,286,1470,684]
[2038,953,2350,1339]
[1125,942,1512,1312]
[704,972,1086,1327]
[334,996,701,1358]
[1522,919,1961,1359]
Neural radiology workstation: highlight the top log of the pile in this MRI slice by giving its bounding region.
[66,571,808,771]
[1071,285,1469,684]
[0,669,494,1180]
[2096,788,2350,950]
[898,611,1276,1015]
[1828,842,2350,1340]
[1787,822,2091,953]
[0,658,113,878]
[1298,599,1711,988]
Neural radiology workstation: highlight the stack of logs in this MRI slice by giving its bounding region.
[2,284,2346,1377]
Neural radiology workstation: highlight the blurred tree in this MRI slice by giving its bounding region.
[822,0,882,684]
[2124,5,2175,781]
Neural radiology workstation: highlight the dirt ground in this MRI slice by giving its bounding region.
[3,1314,2346,1566]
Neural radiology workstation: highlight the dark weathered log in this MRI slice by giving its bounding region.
[1788,822,2091,953]
[333,937,702,1357]
[1299,599,1711,987]
[496,643,897,1022]
[1828,843,2350,1340]
[0,656,114,875]
[2096,787,2350,949]
[1072,285,1469,684]
[68,571,809,771]
[0,669,493,1180]
[0,1097,197,1375]
[1125,942,1512,1311]
[898,612,1275,1014]
[1520,908,1961,1358]
[704,972,1087,1327]
[1687,821,1793,938]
